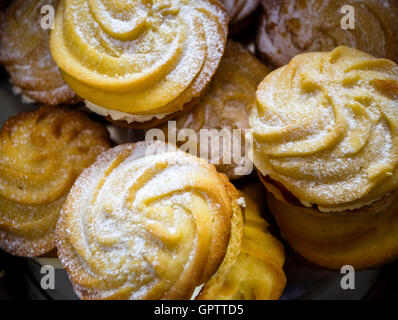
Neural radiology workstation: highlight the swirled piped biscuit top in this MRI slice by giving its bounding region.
[257,0,398,68]
[0,106,110,256]
[250,46,398,212]
[0,0,77,105]
[56,141,242,300]
[50,0,228,116]
[220,0,260,25]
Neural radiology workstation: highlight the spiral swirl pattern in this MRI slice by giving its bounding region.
[257,0,398,68]
[0,106,110,256]
[50,0,228,116]
[250,46,398,211]
[0,0,77,105]
[56,141,241,300]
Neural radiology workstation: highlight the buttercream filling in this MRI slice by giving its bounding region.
[85,100,174,123]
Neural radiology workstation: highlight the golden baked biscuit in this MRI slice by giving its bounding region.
[50,0,228,127]
[0,0,77,105]
[257,0,398,68]
[0,106,110,257]
[197,192,286,300]
[250,46,398,269]
[105,96,203,131]
[161,41,269,179]
[250,46,398,212]
[56,141,243,300]
[0,0,10,10]
[221,0,260,24]
[267,191,398,270]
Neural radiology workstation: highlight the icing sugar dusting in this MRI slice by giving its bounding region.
[57,141,234,300]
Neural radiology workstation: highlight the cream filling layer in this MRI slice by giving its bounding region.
[254,149,382,213]
[85,100,174,123]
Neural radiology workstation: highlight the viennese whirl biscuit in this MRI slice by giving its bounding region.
[0,106,110,257]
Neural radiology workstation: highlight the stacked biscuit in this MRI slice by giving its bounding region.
[0,0,397,300]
